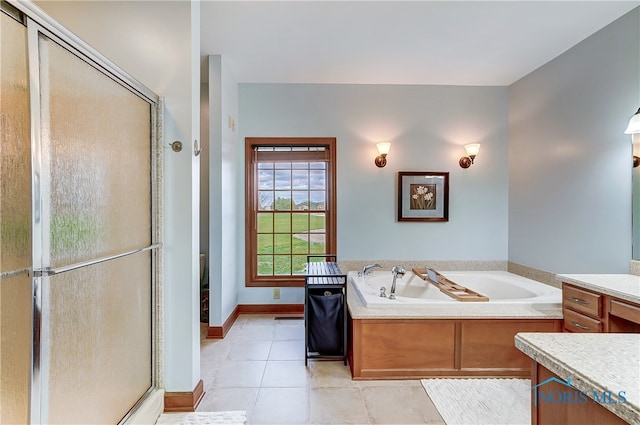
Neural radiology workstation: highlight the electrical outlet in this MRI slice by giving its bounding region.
[273,288,280,299]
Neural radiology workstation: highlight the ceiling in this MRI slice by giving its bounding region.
[200,1,639,86]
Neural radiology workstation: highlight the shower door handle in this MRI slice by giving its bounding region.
[32,244,161,276]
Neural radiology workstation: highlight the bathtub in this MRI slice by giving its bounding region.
[347,269,563,380]
[351,270,561,308]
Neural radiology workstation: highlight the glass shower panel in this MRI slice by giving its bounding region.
[0,274,32,424]
[1,12,32,273]
[39,34,151,269]
[46,251,151,424]
[37,33,155,423]
[0,11,32,424]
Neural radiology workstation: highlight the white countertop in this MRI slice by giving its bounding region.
[557,274,640,305]
[515,332,640,424]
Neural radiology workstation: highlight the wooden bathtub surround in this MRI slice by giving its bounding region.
[349,317,561,379]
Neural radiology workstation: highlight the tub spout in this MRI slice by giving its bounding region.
[389,265,406,300]
[362,263,382,275]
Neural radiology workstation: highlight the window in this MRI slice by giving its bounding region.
[245,138,336,287]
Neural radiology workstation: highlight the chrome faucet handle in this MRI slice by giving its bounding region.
[379,286,387,298]
[362,263,382,275]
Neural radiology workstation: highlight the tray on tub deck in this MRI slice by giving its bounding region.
[411,268,489,302]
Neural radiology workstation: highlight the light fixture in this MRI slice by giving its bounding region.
[625,108,640,134]
[459,143,481,169]
[375,142,391,168]
[625,108,640,168]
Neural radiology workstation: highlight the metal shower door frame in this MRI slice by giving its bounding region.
[4,1,164,423]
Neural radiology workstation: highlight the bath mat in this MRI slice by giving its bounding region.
[421,378,530,425]
[156,411,246,425]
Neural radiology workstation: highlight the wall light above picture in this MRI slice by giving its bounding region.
[459,143,481,169]
[624,108,640,134]
[375,142,391,168]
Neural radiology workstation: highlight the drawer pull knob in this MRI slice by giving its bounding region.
[571,297,589,305]
[571,321,590,331]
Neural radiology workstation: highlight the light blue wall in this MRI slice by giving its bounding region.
[238,84,509,304]
[206,56,240,326]
[508,8,640,274]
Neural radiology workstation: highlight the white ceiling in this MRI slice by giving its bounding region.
[200,1,639,86]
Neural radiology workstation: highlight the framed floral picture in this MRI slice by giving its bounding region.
[398,171,449,222]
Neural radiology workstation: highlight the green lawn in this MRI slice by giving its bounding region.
[256,212,326,275]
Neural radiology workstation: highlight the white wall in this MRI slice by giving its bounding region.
[207,56,240,326]
[238,84,509,304]
[508,8,639,274]
[35,0,202,393]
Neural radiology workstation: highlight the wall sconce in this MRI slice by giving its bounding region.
[375,142,391,168]
[625,108,640,134]
[459,143,481,169]
[624,108,640,168]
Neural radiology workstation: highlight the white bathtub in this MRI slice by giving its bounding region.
[351,270,561,308]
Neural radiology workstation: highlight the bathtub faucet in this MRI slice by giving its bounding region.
[389,265,406,300]
[362,263,382,275]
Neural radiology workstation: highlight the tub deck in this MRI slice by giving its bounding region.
[348,272,563,319]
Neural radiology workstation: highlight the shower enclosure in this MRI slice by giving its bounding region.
[1,2,161,423]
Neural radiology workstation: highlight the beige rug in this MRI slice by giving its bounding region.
[421,378,530,425]
[156,411,246,425]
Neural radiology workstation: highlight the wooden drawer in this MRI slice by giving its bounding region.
[609,298,640,325]
[562,283,601,319]
[563,308,602,333]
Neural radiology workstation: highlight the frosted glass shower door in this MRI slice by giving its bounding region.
[37,32,156,424]
[0,10,32,425]
[2,3,160,422]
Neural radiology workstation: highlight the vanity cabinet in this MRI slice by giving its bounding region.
[531,359,630,425]
[562,284,604,333]
[608,298,640,333]
[562,283,640,333]
[516,332,639,425]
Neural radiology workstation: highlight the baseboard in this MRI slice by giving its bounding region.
[206,305,239,339]
[206,304,304,339]
[163,379,204,412]
[237,303,304,315]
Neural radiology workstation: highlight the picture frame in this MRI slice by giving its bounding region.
[398,171,449,222]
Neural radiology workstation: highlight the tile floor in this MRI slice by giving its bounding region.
[197,314,446,424]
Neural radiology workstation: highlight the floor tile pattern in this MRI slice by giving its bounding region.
[198,315,446,424]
